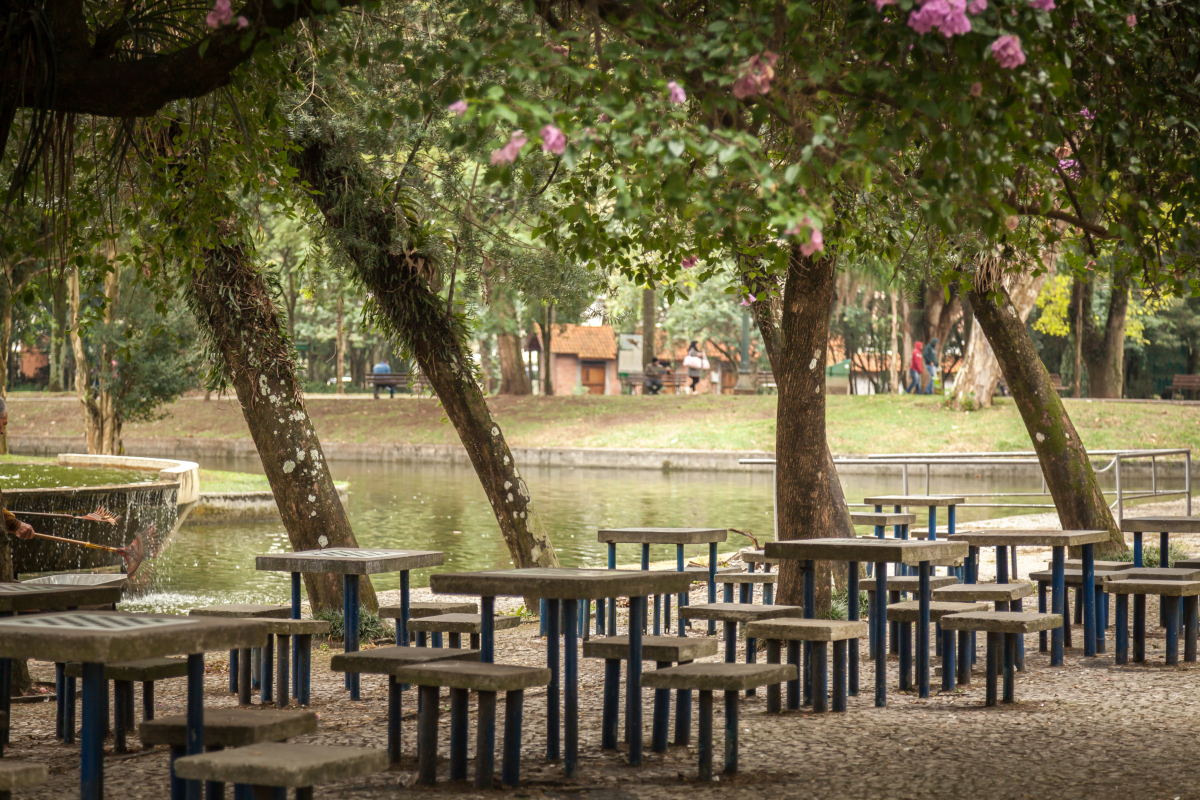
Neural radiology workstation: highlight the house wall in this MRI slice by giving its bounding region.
[551,353,580,395]
[605,360,619,395]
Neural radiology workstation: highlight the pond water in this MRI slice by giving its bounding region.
[0,464,160,490]
[124,457,1090,613]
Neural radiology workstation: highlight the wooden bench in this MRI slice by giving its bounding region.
[366,369,434,396]
[619,372,689,394]
[379,601,478,647]
[744,619,869,712]
[755,371,777,392]
[940,612,1062,705]
[63,658,188,752]
[1104,578,1200,665]
[174,743,389,800]
[1170,374,1200,399]
[642,663,795,780]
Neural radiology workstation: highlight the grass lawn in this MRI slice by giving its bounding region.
[6,392,1200,455]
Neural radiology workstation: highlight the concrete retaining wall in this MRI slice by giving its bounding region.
[191,485,351,524]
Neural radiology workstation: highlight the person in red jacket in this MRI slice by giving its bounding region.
[907,341,924,394]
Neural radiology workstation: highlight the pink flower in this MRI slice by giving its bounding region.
[540,125,567,155]
[1005,215,1019,231]
[732,52,780,99]
[990,35,1026,69]
[908,0,971,37]
[667,81,687,104]
[739,297,753,307]
[490,131,527,165]
[681,255,698,269]
[205,0,233,28]
[236,15,248,28]
[448,100,468,117]
[875,0,896,10]
[970,81,983,96]
[1029,0,1055,9]
[967,0,987,13]
[1125,13,1137,26]
[547,43,569,56]
[1079,107,1095,120]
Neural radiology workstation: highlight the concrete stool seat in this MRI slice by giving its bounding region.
[1108,566,1200,581]
[408,613,521,650]
[740,550,781,569]
[62,657,187,752]
[886,601,987,693]
[933,583,1034,602]
[1103,579,1200,665]
[677,602,802,624]
[940,612,1061,705]
[174,742,388,800]
[1063,559,1135,571]
[582,636,719,753]
[643,663,796,780]
[190,604,294,705]
[380,602,478,647]
[683,566,742,581]
[141,709,317,798]
[715,572,777,584]
[0,760,48,799]
[393,662,550,789]
[744,619,868,712]
[1174,558,1200,570]
[850,512,916,526]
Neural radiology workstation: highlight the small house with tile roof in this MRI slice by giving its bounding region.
[527,323,619,395]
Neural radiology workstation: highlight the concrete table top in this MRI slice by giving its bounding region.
[330,646,480,675]
[1107,567,1200,581]
[850,513,917,526]
[581,634,719,662]
[863,495,967,507]
[1028,569,1125,585]
[940,611,1063,634]
[933,583,1036,602]
[765,538,968,564]
[391,661,552,692]
[641,662,796,692]
[714,572,777,584]
[173,742,389,788]
[947,530,1110,547]
[743,618,869,641]
[1063,559,1135,571]
[140,709,317,748]
[886,601,990,622]
[597,527,728,545]
[429,568,692,600]
[0,582,123,613]
[407,613,522,634]
[1102,579,1200,596]
[0,611,269,663]
[1120,516,1200,534]
[259,619,330,636]
[865,576,959,593]
[379,602,478,619]
[255,548,445,575]
[677,602,805,623]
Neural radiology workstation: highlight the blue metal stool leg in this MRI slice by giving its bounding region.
[502,690,524,787]
[450,687,469,780]
[601,659,619,749]
[698,690,713,781]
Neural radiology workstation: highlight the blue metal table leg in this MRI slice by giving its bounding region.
[502,690,524,787]
[1051,547,1065,666]
[564,598,579,777]
[1133,593,1146,662]
[918,561,931,698]
[677,544,687,637]
[185,654,205,800]
[698,691,713,781]
[344,574,361,699]
[1082,543,1096,657]
[1134,531,1143,567]
[786,640,800,710]
[628,596,645,766]
[1115,592,1129,664]
[387,676,401,763]
[723,690,738,775]
[803,560,815,706]
[1038,580,1048,653]
[601,658,619,749]
[399,570,411,647]
[708,543,717,635]
[1165,596,1181,665]
[291,572,301,700]
[642,544,653,636]
[942,627,956,691]
[481,596,496,663]
[848,561,859,696]
[676,658,693,745]
[1162,531,1171,566]
[652,660,670,753]
[475,691,497,790]
[928,506,937,541]
[546,599,559,760]
[450,688,469,780]
[874,564,887,707]
[81,663,106,800]
[608,543,618,635]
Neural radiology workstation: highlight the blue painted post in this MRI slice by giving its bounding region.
[803,560,815,707]
[1165,597,1181,665]
[477,692,498,790]
[343,575,357,697]
[724,617,737,663]
[1038,582,1048,652]
[291,572,301,699]
[1095,585,1107,654]
[985,632,1000,707]
[1133,593,1146,662]
[848,561,859,696]
[1115,592,1129,664]
[996,546,1008,583]
[781,639,800,711]
[743,582,757,697]
[1134,531,1143,567]
[81,663,105,800]
[564,598,579,777]
[185,654,205,800]
[228,650,238,694]
[874,564,887,707]
[898,621,911,692]
[652,660,670,753]
[942,628,956,692]
[708,542,718,635]
[602,659,620,749]
[1051,547,1065,666]
[641,544,655,636]
[399,570,411,647]
[297,634,311,706]
[417,685,439,785]
[1186,596,1199,663]
[812,642,828,713]
[765,641,782,713]
[628,596,645,767]
[957,630,970,685]
[698,690,714,781]
[450,688,469,780]
[608,543,618,634]
[1161,531,1171,566]
[1082,543,1096,657]
[540,599,547,638]
[676,658,693,746]
[832,641,847,712]
[1003,633,1016,703]
[918,561,931,698]
[387,677,401,763]
[546,599,560,760]
[724,583,734,603]
[596,596,605,637]
[723,691,738,775]
[928,506,937,541]
[502,690,524,787]
[64,671,76,744]
[481,596,496,663]
[55,664,64,740]
[677,544,687,636]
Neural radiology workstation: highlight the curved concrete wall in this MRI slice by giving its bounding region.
[57,453,201,504]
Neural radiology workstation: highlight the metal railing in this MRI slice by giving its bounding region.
[741,448,1192,534]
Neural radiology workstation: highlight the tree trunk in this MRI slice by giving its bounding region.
[542,306,555,397]
[889,291,900,393]
[1085,274,1128,398]
[642,287,655,369]
[749,249,855,613]
[491,272,530,396]
[292,133,559,573]
[1071,277,1088,397]
[49,276,68,392]
[68,262,121,455]
[969,283,1123,555]
[335,295,345,395]
[187,221,376,613]
[951,263,1049,410]
[0,275,10,456]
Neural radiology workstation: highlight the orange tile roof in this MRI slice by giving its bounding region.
[531,323,617,360]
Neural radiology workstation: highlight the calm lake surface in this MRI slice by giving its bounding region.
[124,457,1090,613]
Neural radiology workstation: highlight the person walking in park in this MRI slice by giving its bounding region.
[908,341,924,394]
[372,358,394,399]
[923,337,940,394]
[683,341,709,394]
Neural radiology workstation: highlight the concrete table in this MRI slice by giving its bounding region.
[256,548,444,700]
[597,528,728,637]
[0,611,266,800]
[864,496,966,577]
[430,568,691,774]
[1121,516,1200,567]
[765,538,968,706]
[948,530,1109,663]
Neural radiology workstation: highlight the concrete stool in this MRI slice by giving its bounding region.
[866,575,958,659]
[1029,569,1123,652]
[174,742,388,800]
[740,550,781,572]
[941,612,1061,705]
[582,635,718,752]
[933,582,1035,671]
[642,663,796,780]
[666,566,740,634]
[392,662,551,789]
[62,657,188,753]
[0,760,47,800]
[886,601,987,692]
[190,605,291,696]
[408,614,521,650]
[1175,558,1200,570]
[241,620,328,709]
[716,572,777,605]
[330,646,479,763]
[379,602,477,647]
[1064,559,1135,572]
[677,604,804,690]
[744,619,868,713]
[1105,578,1200,665]
[142,708,317,799]
[1110,567,1200,631]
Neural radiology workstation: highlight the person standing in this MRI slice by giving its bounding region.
[643,358,664,395]
[683,341,708,394]
[908,341,924,394]
[372,358,394,399]
[923,337,940,394]
[0,398,36,581]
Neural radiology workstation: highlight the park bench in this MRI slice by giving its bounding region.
[0,760,47,799]
[1104,578,1200,665]
[189,604,291,696]
[141,708,316,799]
[582,635,718,752]
[642,663,796,780]
[755,371,777,392]
[744,618,869,712]
[330,645,479,763]
[174,742,388,800]
[392,661,551,788]
[886,601,987,691]
[408,613,522,650]
[941,612,1061,705]
[366,369,433,396]
[62,658,188,753]
[1169,373,1200,400]
[379,601,478,647]
[619,372,689,394]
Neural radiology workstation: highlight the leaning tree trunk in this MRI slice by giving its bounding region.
[642,287,655,369]
[969,282,1124,556]
[1086,273,1128,398]
[292,133,559,572]
[749,248,856,612]
[67,263,121,455]
[952,263,1049,410]
[187,221,376,612]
